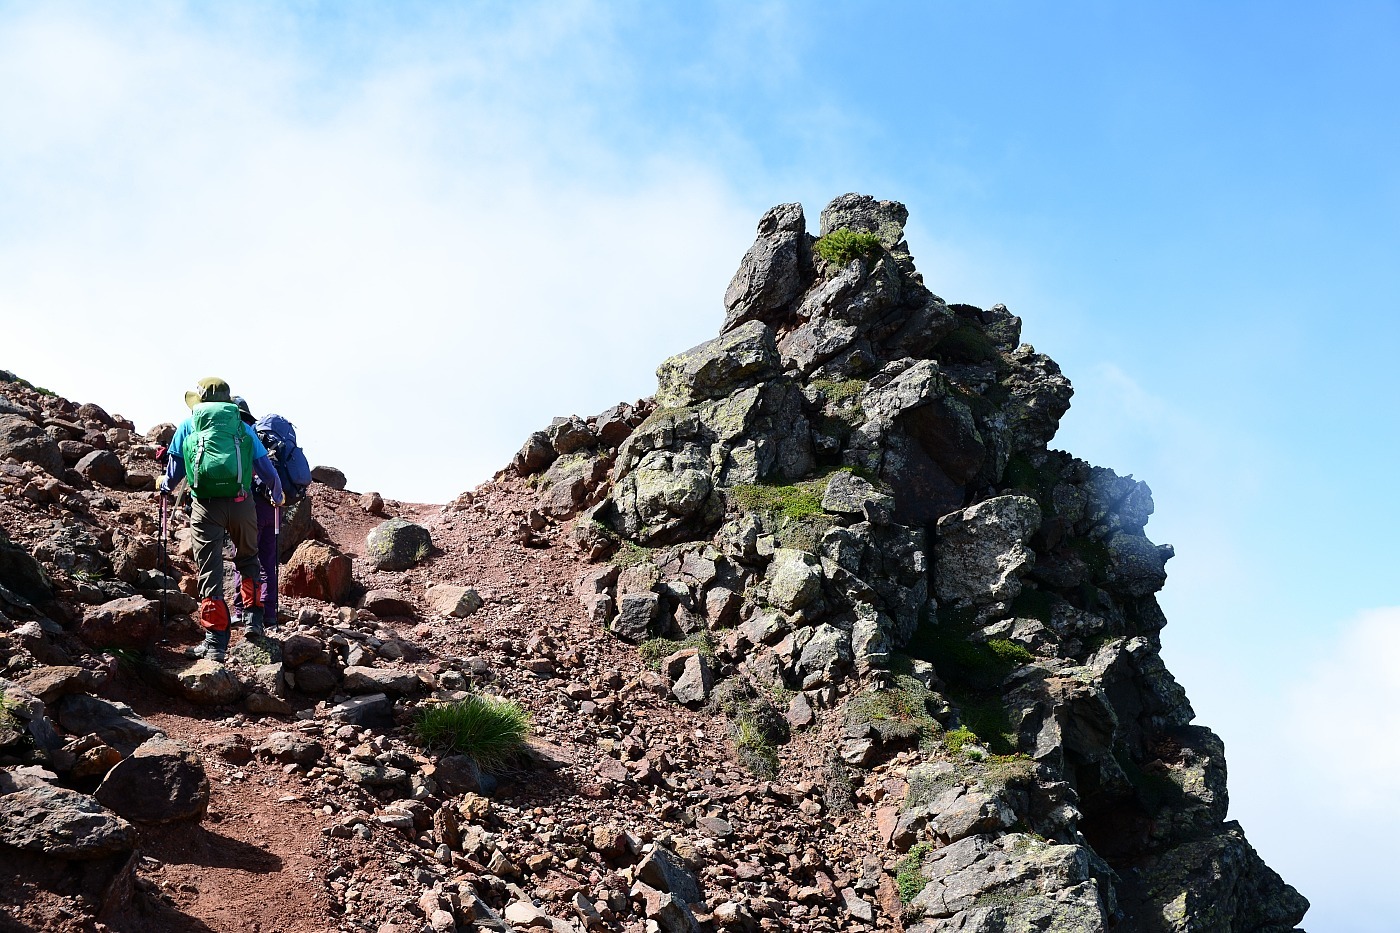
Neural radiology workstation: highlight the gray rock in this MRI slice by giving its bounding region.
[359,588,416,618]
[75,449,126,488]
[765,548,824,617]
[611,592,659,642]
[819,193,908,249]
[0,780,135,858]
[0,413,64,476]
[291,662,339,696]
[365,518,433,572]
[342,666,419,696]
[665,649,713,706]
[654,320,781,409]
[548,416,596,454]
[54,694,160,755]
[905,833,1109,929]
[321,693,393,728]
[77,596,161,649]
[934,495,1041,609]
[0,527,52,602]
[1115,823,1308,932]
[722,203,811,334]
[254,731,323,765]
[821,470,894,523]
[793,623,852,688]
[1104,531,1172,597]
[636,846,703,905]
[512,431,556,476]
[95,736,209,824]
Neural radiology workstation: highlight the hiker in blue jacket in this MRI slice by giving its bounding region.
[160,377,284,662]
[230,396,285,637]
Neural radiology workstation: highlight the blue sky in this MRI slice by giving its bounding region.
[3,3,1397,928]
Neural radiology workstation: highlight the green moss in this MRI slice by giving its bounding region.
[638,632,714,671]
[730,481,826,520]
[810,377,866,407]
[986,638,1033,667]
[0,690,20,730]
[905,610,1030,692]
[815,228,883,266]
[895,842,933,903]
[612,541,654,570]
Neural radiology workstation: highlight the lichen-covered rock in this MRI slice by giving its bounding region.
[655,320,781,409]
[425,583,483,618]
[365,518,433,571]
[934,495,1041,609]
[905,833,1111,930]
[176,659,245,706]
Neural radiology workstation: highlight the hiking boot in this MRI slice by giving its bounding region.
[244,607,265,638]
[191,629,230,663]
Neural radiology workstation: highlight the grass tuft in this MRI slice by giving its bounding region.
[729,481,825,520]
[815,228,882,267]
[638,632,714,670]
[413,695,531,770]
[895,841,933,902]
[734,716,779,778]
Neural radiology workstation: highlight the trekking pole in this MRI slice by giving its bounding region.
[158,491,169,641]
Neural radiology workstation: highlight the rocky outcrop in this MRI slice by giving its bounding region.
[532,194,1304,931]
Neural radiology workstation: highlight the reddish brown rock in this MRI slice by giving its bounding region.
[78,597,160,649]
[281,540,352,604]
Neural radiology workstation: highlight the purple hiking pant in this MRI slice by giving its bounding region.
[233,499,278,622]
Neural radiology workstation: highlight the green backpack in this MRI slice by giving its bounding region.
[183,402,254,499]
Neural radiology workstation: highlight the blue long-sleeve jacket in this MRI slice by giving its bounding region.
[165,419,284,503]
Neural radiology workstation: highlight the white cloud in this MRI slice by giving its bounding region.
[1218,607,1400,931]
[0,2,762,501]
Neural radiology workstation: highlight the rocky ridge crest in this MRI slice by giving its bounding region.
[512,193,1308,932]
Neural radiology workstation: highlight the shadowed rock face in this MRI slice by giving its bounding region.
[519,193,1306,932]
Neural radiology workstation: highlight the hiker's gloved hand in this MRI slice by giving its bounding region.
[273,491,286,507]
[159,477,174,496]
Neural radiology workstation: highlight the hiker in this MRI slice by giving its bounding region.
[159,378,284,662]
[230,397,311,636]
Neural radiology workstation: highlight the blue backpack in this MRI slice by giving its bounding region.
[254,414,313,503]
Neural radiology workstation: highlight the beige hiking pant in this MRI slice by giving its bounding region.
[190,495,261,601]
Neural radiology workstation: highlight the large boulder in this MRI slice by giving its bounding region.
[74,449,126,488]
[365,518,433,572]
[95,736,209,824]
[77,597,161,649]
[654,320,781,409]
[276,496,317,560]
[282,540,353,603]
[310,465,346,489]
[360,589,415,618]
[934,495,1041,609]
[0,413,64,476]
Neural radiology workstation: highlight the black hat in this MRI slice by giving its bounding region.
[232,396,256,425]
